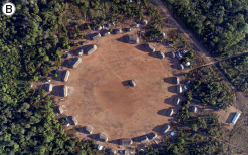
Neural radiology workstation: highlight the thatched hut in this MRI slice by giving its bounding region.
[71,58,82,68]
[62,70,70,82]
[62,85,68,97]
[77,48,84,57]
[158,51,165,59]
[108,149,116,154]
[98,133,108,142]
[190,106,197,113]
[169,52,175,58]
[178,64,184,70]
[58,106,63,114]
[174,97,180,105]
[45,84,53,92]
[139,136,148,143]
[126,27,133,32]
[141,19,148,25]
[119,139,133,145]
[149,133,157,140]
[126,35,139,44]
[177,85,182,93]
[86,44,97,55]
[102,30,110,36]
[71,116,78,125]
[160,32,165,37]
[162,124,170,133]
[114,29,122,34]
[174,77,179,84]
[96,26,102,31]
[232,112,240,124]
[129,80,136,87]
[91,33,101,40]
[85,125,93,134]
[146,44,155,52]
[176,52,183,60]
[167,108,173,116]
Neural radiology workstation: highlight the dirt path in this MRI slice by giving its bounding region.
[151,0,248,152]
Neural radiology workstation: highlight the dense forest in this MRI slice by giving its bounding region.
[165,0,248,58]
[0,0,101,153]
[218,53,248,92]
[185,66,234,109]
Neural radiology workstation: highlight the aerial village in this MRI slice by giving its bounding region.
[34,19,241,154]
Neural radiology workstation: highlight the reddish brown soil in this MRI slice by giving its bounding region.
[56,29,181,144]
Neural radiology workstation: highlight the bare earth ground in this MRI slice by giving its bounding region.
[214,107,242,131]
[46,28,185,150]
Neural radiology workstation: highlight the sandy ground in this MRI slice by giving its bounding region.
[43,28,185,150]
[214,107,242,131]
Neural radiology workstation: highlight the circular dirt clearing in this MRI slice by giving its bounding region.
[61,33,177,141]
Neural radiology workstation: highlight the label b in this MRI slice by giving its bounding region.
[2,2,16,16]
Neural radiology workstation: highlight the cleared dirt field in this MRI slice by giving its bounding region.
[52,29,182,147]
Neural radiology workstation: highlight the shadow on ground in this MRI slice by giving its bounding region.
[167,85,176,93]
[116,35,129,43]
[164,77,174,84]
[135,44,148,52]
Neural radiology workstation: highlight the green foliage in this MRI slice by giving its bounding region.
[186,66,234,108]
[218,53,248,92]
[165,0,248,58]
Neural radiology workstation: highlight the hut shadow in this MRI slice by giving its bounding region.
[61,58,75,68]
[87,134,99,141]
[122,80,130,87]
[152,124,164,134]
[66,116,76,125]
[173,72,185,77]
[157,109,167,116]
[164,77,174,84]
[226,112,236,123]
[86,33,93,40]
[52,70,64,82]
[51,85,63,97]
[53,106,60,114]
[148,51,160,59]
[108,139,121,145]
[135,44,148,52]
[116,35,128,43]
[164,95,179,105]
[76,127,85,133]
[131,134,150,143]
[167,86,176,93]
